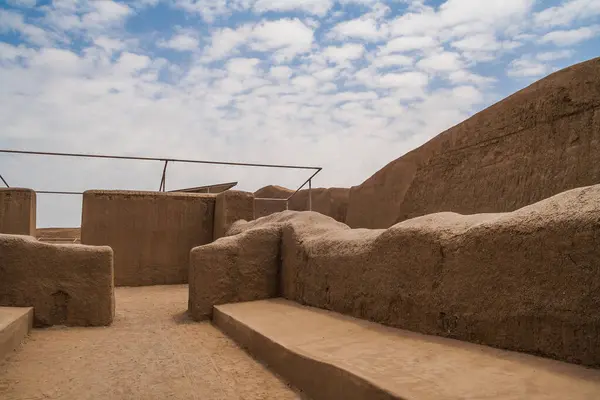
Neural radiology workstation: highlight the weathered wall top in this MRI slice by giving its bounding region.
[85,190,216,200]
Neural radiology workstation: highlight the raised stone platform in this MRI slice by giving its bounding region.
[214,299,600,400]
[0,307,32,360]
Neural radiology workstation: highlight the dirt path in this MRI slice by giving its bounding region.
[0,285,304,400]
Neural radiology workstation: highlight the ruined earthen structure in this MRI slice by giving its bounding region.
[190,184,600,367]
[0,234,114,326]
[2,58,600,399]
[345,57,600,228]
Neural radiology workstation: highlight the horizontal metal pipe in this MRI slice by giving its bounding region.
[0,149,321,171]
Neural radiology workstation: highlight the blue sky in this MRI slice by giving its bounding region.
[1,0,599,227]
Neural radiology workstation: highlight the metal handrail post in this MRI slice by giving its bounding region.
[159,160,168,192]
[308,179,312,211]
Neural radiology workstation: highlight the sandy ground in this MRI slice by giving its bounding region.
[0,285,304,400]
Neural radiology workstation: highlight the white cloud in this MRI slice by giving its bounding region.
[0,42,35,62]
[203,25,253,60]
[536,50,574,61]
[323,43,365,64]
[269,65,293,81]
[376,71,430,89]
[94,36,128,53]
[83,0,131,25]
[437,0,535,26]
[253,0,334,16]
[539,25,600,46]
[417,51,464,72]
[37,0,133,35]
[250,18,315,61]
[173,0,335,21]
[291,75,319,89]
[312,67,339,81]
[329,16,387,41]
[372,54,413,69]
[450,85,483,105]
[159,32,200,51]
[115,52,152,73]
[379,35,438,54]
[452,33,501,51]
[507,57,548,77]
[227,58,261,76]
[7,0,37,7]
[534,0,600,28]
[0,9,53,45]
[389,0,535,37]
[448,70,496,86]
[172,0,234,22]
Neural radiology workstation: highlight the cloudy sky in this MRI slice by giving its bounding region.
[1,0,599,227]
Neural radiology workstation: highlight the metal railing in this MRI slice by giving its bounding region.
[0,148,322,210]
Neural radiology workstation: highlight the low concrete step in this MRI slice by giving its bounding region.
[214,299,600,400]
[0,306,33,360]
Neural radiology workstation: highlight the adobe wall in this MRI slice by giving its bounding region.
[288,188,350,224]
[0,188,36,236]
[189,225,281,320]
[36,227,80,240]
[213,190,254,240]
[192,185,600,367]
[254,198,287,219]
[254,186,350,223]
[346,57,600,228]
[81,190,215,286]
[0,234,114,327]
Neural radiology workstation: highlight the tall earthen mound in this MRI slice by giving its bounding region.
[254,185,294,199]
[191,184,600,367]
[346,57,600,228]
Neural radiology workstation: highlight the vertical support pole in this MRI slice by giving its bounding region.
[308,178,312,211]
[159,160,168,192]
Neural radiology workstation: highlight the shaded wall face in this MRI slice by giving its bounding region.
[396,97,600,222]
[346,57,600,228]
[81,190,215,287]
[288,188,350,224]
[254,198,287,219]
[0,189,36,236]
[214,191,254,240]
